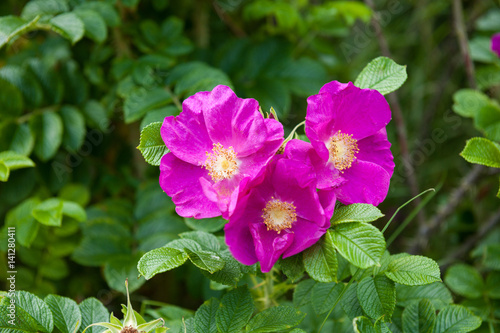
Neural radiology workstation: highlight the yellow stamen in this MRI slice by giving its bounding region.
[327,130,359,171]
[262,198,297,233]
[204,143,238,182]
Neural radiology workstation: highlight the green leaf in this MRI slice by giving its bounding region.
[201,249,242,286]
[0,160,8,182]
[0,150,34,170]
[402,299,436,333]
[104,254,145,294]
[185,248,225,274]
[138,122,169,166]
[137,247,188,279]
[293,279,316,307]
[452,89,492,118]
[245,305,305,332]
[45,295,82,333]
[475,104,500,133]
[180,231,220,252]
[215,285,254,333]
[21,0,69,21]
[357,275,396,320]
[50,13,85,44]
[124,88,172,123]
[0,122,34,156]
[62,200,87,222]
[32,198,64,226]
[75,2,120,27]
[331,204,384,225]
[60,106,86,152]
[6,197,41,247]
[194,298,219,333]
[396,282,453,310]
[385,255,441,286]
[470,36,498,64]
[30,111,63,161]
[0,15,40,49]
[340,282,365,320]
[330,222,385,269]
[279,253,304,282]
[27,58,64,105]
[460,137,500,168]
[184,216,226,233]
[0,65,43,108]
[485,271,500,299]
[303,231,338,282]
[311,282,344,315]
[0,77,23,117]
[353,316,377,333]
[444,264,484,299]
[75,9,107,43]
[434,305,481,333]
[83,100,109,131]
[354,56,407,95]
[0,291,54,333]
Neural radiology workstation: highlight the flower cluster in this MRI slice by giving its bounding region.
[160,83,394,271]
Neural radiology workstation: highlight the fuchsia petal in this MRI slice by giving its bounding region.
[284,139,344,189]
[357,128,395,177]
[159,153,220,218]
[492,33,500,58]
[249,223,294,273]
[306,81,391,141]
[282,218,328,258]
[161,92,212,165]
[335,160,391,206]
[203,85,267,157]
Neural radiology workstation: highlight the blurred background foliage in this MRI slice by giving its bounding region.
[1,0,500,331]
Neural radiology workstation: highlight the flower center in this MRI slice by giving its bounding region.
[204,143,238,182]
[261,198,297,234]
[121,326,138,333]
[327,130,359,171]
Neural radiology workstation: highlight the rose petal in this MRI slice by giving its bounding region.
[283,218,328,258]
[356,128,395,177]
[249,222,294,273]
[159,153,220,218]
[335,160,391,206]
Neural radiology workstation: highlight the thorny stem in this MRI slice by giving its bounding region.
[363,0,424,226]
[452,0,477,90]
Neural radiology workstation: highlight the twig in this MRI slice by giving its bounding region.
[440,208,500,270]
[363,0,424,225]
[453,0,477,89]
[408,164,485,254]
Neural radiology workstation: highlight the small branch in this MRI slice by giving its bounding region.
[363,0,424,225]
[165,86,183,111]
[408,164,485,254]
[212,2,247,38]
[453,0,477,89]
[440,208,500,270]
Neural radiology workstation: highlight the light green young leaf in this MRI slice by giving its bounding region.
[137,122,170,166]
[460,137,500,168]
[402,299,436,333]
[185,248,225,273]
[331,204,384,225]
[357,275,396,321]
[78,298,109,333]
[245,305,305,333]
[45,295,82,333]
[311,282,343,315]
[0,15,40,49]
[32,198,64,226]
[330,222,385,269]
[434,305,481,333]
[137,247,188,279]
[0,150,35,170]
[444,264,484,299]
[303,230,338,282]
[194,298,219,333]
[50,13,85,44]
[452,89,492,118]
[6,197,41,247]
[30,111,63,161]
[0,160,8,182]
[354,56,407,95]
[385,255,441,286]
[61,200,87,222]
[215,285,254,333]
